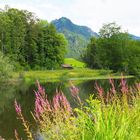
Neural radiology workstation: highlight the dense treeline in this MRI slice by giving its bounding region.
[0,6,67,70]
[83,23,140,75]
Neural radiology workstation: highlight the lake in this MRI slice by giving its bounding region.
[0,78,138,139]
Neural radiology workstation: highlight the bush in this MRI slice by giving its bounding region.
[0,51,13,80]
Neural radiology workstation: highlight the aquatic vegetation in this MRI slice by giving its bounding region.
[14,78,140,140]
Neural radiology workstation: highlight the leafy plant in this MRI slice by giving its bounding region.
[0,51,13,80]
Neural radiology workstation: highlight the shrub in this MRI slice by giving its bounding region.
[0,51,13,80]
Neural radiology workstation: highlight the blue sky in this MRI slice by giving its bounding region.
[0,0,140,36]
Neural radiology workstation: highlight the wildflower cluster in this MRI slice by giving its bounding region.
[14,78,140,140]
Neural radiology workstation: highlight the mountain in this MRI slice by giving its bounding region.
[52,17,140,59]
[52,17,98,58]
[130,34,140,40]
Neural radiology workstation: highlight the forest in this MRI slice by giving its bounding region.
[0,6,67,71]
[83,22,140,75]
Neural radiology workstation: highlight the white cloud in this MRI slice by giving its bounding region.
[0,0,140,36]
[66,0,140,35]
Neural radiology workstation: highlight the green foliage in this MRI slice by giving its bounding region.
[74,94,140,140]
[62,29,88,58]
[0,51,13,79]
[42,24,67,69]
[83,22,140,75]
[0,7,67,70]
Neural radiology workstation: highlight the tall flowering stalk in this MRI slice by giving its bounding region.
[14,129,21,140]
[34,81,72,117]
[95,82,104,97]
[53,90,72,113]
[120,75,129,94]
[14,100,33,140]
[109,78,116,95]
[34,81,73,134]
[95,77,131,103]
[69,81,81,105]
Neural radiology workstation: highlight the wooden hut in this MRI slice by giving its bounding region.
[62,64,73,69]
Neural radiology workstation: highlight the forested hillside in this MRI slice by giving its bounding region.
[0,7,67,70]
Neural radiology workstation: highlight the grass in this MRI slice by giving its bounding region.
[19,68,133,83]
[64,58,86,68]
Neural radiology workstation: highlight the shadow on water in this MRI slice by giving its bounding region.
[0,77,138,139]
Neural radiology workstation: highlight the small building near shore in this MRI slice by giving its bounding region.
[62,64,73,69]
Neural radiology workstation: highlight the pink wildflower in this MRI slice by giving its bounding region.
[120,78,129,94]
[36,80,45,96]
[109,79,116,94]
[69,81,79,97]
[14,100,21,115]
[53,91,71,113]
[95,82,104,97]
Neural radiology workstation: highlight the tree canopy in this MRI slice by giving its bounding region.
[0,6,67,70]
[83,22,140,75]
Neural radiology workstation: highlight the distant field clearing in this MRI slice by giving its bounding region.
[64,58,86,68]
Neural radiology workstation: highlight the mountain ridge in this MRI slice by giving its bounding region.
[52,17,140,59]
[52,17,98,39]
[52,17,98,58]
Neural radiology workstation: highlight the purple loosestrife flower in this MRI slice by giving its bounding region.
[69,81,82,104]
[15,100,21,115]
[53,93,61,111]
[34,81,53,119]
[36,80,45,96]
[35,81,72,121]
[95,82,104,97]
[120,78,129,94]
[69,81,79,98]
[60,92,71,113]
[35,98,43,119]
[53,91,71,113]
[109,79,116,94]
[35,91,44,119]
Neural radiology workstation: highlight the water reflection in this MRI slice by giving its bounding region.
[0,78,137,139]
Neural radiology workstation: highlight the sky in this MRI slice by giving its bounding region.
[0,0,140,36]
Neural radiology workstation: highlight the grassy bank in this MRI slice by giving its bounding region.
[15,68,133,83]
[3,57,134,83]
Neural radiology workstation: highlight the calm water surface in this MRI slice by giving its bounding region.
[0,78,138,139]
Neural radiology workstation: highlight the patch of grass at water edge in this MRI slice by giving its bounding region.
[12,69,133,83]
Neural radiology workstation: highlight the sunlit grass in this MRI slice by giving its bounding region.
[22,69,111,83]
[22,68,133,83]
[64,58,86,68]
